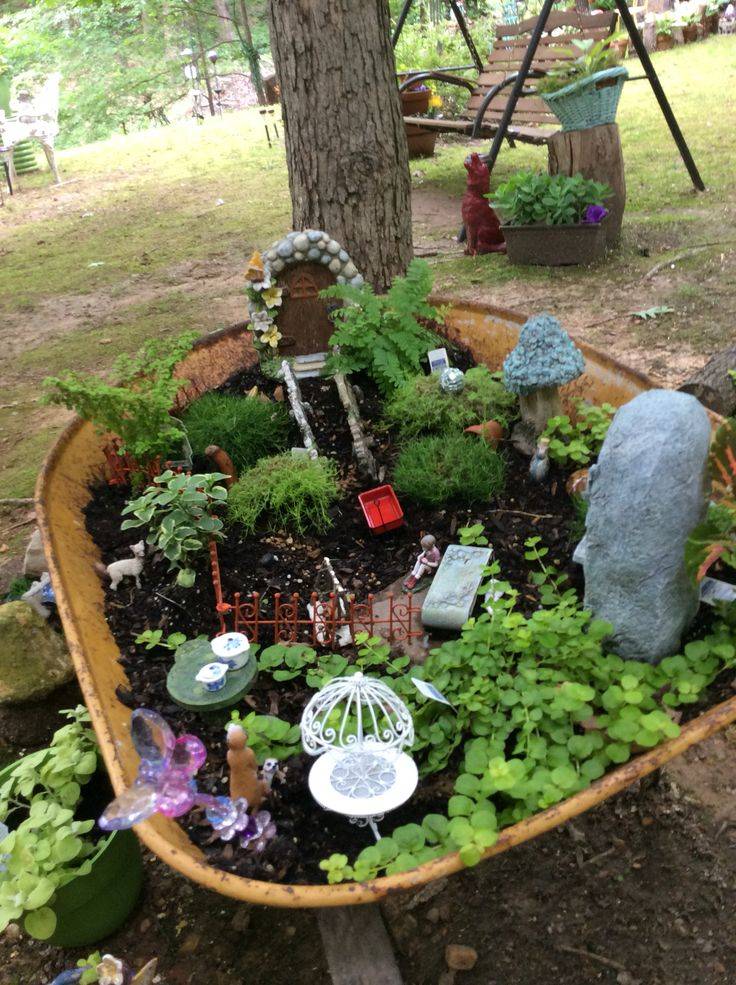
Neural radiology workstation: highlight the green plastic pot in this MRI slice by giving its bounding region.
[0,755,143,947]
[48,827,143,947]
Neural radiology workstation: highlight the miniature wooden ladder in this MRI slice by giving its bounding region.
[333,373,378,481]
[281,359,319,460]
[317,905,403,985]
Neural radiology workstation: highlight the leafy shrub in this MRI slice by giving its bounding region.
[542,399,615,466]
[393,21,497,117]
[182,392,290,474]
[384,366,518,439]
[0,707,101,941]
[491,172,612,227]
[44,333,197,469]
[322,259,443,394]
[121,470,228,587]
[228,454,339,536]
[393,435,506,506]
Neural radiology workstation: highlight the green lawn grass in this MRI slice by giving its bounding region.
[0,36,734,508]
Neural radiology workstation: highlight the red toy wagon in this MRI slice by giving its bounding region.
[358,484,404,534]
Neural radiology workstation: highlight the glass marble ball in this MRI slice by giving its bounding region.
[439,366,465,394]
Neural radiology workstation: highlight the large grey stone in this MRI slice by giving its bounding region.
[582,389,711,663]
[421,545,492,631]
[0,601,74,704]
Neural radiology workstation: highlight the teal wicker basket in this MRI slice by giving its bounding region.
[541,66,628,132]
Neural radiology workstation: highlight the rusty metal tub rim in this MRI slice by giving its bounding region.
[35,298,736,908]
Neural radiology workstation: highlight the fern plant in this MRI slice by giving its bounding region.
[322,259,443,394]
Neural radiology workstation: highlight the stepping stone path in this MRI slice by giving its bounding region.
[421,545,492,631]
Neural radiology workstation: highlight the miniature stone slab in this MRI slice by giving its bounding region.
[421,545,492,631]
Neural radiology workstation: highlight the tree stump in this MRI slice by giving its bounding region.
[548,123,626,247]
[678,345,736,416]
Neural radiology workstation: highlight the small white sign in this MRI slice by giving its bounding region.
[428,347,450,373]
[411,677,456,710]
[700,576,736,606]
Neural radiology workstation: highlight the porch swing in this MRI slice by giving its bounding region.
[393,0,703,190]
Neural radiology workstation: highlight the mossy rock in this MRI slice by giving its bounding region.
[0,601,74,704]
[166,637,257,711]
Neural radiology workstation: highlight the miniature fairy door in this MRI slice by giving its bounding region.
[277,263,339,356]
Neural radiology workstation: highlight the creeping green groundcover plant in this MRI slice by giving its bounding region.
[313,541,736,883]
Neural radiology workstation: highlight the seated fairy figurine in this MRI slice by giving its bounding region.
[403,534,441,592]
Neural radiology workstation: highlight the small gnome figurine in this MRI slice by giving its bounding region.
[529,437,551,482]
[227,723,268,811]
[403,534,442,592]
[245,249,270,290]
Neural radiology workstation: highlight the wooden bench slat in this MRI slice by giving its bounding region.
[496,9,616,37]
[403,115,556,144]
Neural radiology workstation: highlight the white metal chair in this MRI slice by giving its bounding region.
[0,73,62,188]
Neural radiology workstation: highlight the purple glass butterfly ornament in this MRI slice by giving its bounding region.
[99,709,208,830]
[99,709,277,854]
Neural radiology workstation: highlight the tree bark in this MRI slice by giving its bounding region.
[678,346,736,417]
[213,0,235,42]
[236,0,267,105]
[267,0,413,291]
[548,122,626,247]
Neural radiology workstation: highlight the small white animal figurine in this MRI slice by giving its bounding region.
[529,437,551,482]
[261,757,281,792]
[107,541,145,591]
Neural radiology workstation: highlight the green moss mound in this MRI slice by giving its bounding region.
[384,367,518,440]
[393,434,506,507]
[228,453,340,536]
[183,392,290,474]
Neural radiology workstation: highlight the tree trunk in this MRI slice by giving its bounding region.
[268,0,413,292]
[213,0,234,42]
[548,122,626,246]
[678,346,736,416]
[236,0,266,104]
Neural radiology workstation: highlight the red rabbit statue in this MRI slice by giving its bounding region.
[461,152,506,256]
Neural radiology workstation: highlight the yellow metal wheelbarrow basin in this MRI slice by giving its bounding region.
[35,299,736,908]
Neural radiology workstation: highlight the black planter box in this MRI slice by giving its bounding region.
[502,222,607,266]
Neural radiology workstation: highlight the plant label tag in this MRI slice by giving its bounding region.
[411,677,456,710]
[700,577,736,606]
[428,347,450,373]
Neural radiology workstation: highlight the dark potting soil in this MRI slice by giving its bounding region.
[83,361,598,884]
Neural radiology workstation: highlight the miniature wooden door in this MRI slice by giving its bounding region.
[277,263,338,356]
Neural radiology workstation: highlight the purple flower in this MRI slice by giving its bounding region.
[582,204,608,225]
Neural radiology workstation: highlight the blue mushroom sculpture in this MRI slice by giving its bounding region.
[503,313,585,442]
